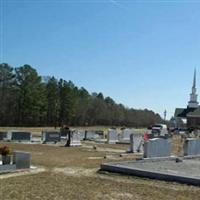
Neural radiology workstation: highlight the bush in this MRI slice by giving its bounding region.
[0,145,12,156]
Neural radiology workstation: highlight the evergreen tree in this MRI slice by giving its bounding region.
[46,77,59,126]
[0,63,16,125]
[15,65,45,126]
[0,63,163,127]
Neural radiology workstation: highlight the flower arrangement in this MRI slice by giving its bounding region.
[0,145,12,156]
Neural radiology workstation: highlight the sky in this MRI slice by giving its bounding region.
[1,0,200,119]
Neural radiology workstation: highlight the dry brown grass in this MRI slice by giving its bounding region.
[0,134,200,200]
[1,170,200,200]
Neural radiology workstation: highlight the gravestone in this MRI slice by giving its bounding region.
[0,132,7,140]
[13,151,31,169]
[60,127,71,138]
[119,129,132,143]
[83,130,103,140]
[84,131,99,140]
[130,134,143,153]
[42,131,61,143]
[7,131,32,141]
[79,131,85,140]
[70,132,82,146]
[107,129,118,144]
[184,138,200,156]
[144,138,171,158]
[95,130,104,139]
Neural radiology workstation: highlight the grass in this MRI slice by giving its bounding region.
[1,171,200,200]
[0,130,199,200]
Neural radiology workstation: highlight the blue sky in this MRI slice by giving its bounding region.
[1,0,200,119]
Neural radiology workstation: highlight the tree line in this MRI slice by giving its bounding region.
[0,63,163,127]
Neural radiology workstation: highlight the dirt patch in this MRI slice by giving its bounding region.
[53,167,97,177]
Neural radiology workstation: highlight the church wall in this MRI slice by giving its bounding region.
[187,117,200,129]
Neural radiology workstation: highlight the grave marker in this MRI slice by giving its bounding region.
[69,132,82,146]
[119,128,132,143]
[184,138,200,156]
[0,132,7,140]
[107,129,118,144]
[144,138,171,158]
[42,131,61,143]
[7,131,32,141]
[130,134,143,153]
[13,151,31,169]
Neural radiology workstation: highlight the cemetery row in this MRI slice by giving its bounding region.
[1,129,200,157]
[0,128,142,145]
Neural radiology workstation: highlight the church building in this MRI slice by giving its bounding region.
[174,69,200,129]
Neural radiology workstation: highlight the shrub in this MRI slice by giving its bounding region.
[0,145,12,156]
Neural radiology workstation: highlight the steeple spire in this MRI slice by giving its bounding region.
[188,69,199,108]
[193,68,196,88]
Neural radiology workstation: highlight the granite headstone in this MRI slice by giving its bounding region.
[7,131,32,141]
[42,131,61,143]
[107,129,118,144]
[130,134,143,153]
[144,138,171,158]
[184,138,200,156]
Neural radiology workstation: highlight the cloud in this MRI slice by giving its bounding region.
[108,0,128,10]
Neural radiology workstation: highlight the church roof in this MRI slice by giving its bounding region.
[187,107,200,117]
[174,107,197,118]
[174,108,185,117]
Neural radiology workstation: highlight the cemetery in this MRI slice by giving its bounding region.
[0,126,200,200]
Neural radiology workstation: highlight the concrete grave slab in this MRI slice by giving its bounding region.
[101,158,200,186]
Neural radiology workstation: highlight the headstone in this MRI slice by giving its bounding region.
[0,132,7,140]
[84,131,99,140]
[82,130,103,140]
[79,131,85,140]
[119,129,132,143]
[60,127,71,138]
[183,138,200,156]
[70,132,82,146]
[95,130,104,138]
[130,134,143,153]
[13,151,31,169]
[7,131,32,141]
[144,138,171,158]
[107,129,118,144]
[42,131,61,143]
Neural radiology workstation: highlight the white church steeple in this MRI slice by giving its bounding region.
[188,69,199,108]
